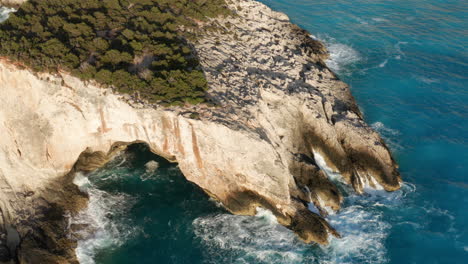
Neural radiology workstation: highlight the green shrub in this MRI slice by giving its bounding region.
[0,0,231,104]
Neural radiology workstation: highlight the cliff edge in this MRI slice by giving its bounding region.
[0,0,401,262]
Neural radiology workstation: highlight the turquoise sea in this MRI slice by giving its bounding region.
[1,0,467,263]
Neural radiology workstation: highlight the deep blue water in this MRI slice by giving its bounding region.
[257,0,468,263]
[2,1,468,263]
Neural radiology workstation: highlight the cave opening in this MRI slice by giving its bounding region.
[71,143,226,264]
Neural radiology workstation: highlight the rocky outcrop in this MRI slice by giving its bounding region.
[0,0,401,262]
[0,0,24,8]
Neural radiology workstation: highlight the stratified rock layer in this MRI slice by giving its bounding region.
[0,0,401,262]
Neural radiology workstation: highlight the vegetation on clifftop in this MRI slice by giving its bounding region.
[0,0,230,104]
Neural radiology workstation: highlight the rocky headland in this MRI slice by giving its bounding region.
[0,0,401,263]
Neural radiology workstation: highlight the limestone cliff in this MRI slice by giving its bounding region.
[0,0,401,262]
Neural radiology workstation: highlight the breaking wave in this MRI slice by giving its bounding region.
[68,145,419,264]
[325,204,390,263]
[317,35,361,75]
[312,150,345,183]
[70,171,139,264]
[193,208,314,264]
[193,183,416,264]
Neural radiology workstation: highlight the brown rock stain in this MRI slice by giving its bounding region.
[173,118,185,156]
[65,101,85,119]
[98,108,112,133]
[190,125,204,170]
[162,137,169,153]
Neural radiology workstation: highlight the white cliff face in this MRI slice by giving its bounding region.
[0,59,293,214]
[0,0,401,261]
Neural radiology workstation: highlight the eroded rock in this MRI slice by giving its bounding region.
[0,0,401,262]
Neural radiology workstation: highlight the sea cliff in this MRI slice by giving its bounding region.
[0,0,401,262]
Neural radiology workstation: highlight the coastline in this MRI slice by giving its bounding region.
[0,0,401,263]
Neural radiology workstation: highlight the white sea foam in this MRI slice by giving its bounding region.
[371,121,403,151]
[193,195,400,264]
[378,59,388,68]
[193,207,313,264]
[73,172,92,192]
[255,207,279,225]
[371,17,389,23]
[394,41,408,59]
[360,175,385,192]
[309,34,318,40]
[317,35,361,75]
[0,7,15,23]
[70,174,138,264]
[317,195,336,216]
[312,150,345,183]
[354,168,386,192]
[416,75,440,84]
[323,202,391,264]
[320,182,416,264]
[372,122,399,136]
[193,182,416,264]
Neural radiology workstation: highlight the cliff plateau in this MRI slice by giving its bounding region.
[0,0,401,262]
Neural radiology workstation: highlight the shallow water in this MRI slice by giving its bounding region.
[2,1,468,263]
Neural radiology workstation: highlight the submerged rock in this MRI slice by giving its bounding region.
[0,0,400,262]
[145,160,160,173]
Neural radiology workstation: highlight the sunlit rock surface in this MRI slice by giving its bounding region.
[0,0,400,262]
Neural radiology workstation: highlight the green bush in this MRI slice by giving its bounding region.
[0,0,230,104]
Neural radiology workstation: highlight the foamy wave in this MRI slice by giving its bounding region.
[317,35,361,75]
[193,182,416,264]
[70,174,138,264]
[372,122,399,136]
[0,7,15,23]
[192,185,412,264]
[324,203,391,264]
[359,174,385,192]
[378,59,388,68]
[320,182,415,264]
[371,122,403,151]
[193,208,314,264]
[313,150,345,183]
[352,182,414,205]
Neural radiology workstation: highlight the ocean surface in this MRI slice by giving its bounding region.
[1,0,467,263]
